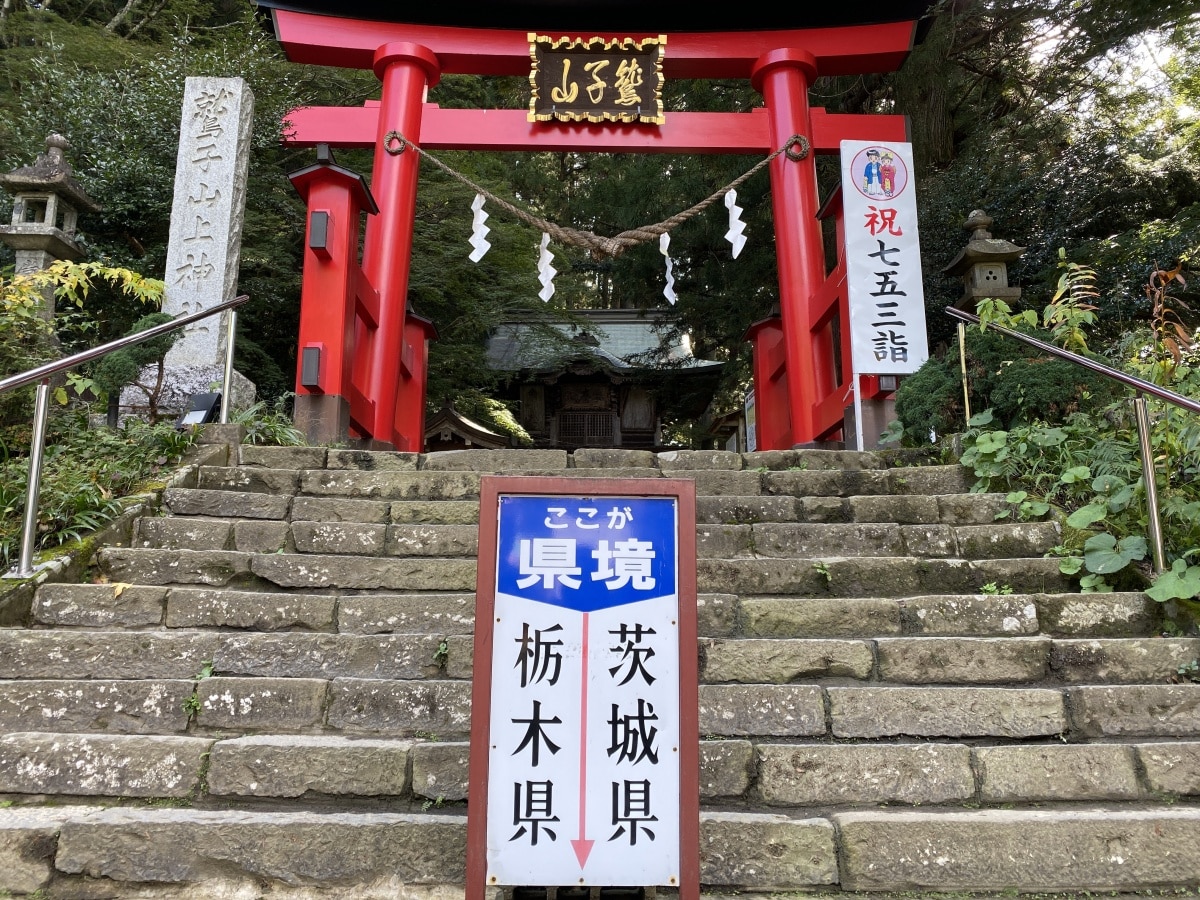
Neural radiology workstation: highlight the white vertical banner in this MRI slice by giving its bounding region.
[840,141,929,374]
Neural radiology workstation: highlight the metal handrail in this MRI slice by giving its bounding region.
[0,295,248,395]
[1,294,249,579]
[946,305,1200,574]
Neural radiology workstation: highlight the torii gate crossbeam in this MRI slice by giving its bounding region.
[287,105,905,154]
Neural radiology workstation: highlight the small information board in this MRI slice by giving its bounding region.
[466,476,698,898]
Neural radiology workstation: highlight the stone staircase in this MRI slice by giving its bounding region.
[3,439,1200,897]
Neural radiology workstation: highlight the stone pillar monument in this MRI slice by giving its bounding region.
[142,76,256,415]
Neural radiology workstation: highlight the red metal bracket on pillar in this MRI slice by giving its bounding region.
[362,41,441,450]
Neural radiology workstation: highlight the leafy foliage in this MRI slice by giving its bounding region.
[947,265,1200,613]
[0,413,199,569]
[232,396,307,446]
[1,259,166,435]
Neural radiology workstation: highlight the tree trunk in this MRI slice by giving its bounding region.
[105,0,141,32]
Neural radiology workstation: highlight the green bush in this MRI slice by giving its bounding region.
[892,354,963,444]
[0,413,198,569]
[894,325,1122,444]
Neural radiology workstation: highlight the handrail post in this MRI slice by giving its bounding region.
[957,321,971,424]
[13,379,52,578]
[1133,394,1167,575]
[220,308,237,424]
[0,295,249,581]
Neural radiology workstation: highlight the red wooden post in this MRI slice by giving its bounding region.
[397,311,438,452]
[288,155,378,444]
[362,41,441,449]
[751,49,831,448]
[743,315,791,451]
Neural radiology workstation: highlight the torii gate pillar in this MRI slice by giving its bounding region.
[752,50,833,447]
[361,42,441,450]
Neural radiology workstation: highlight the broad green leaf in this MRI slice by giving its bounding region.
[1059,466,1092,484]
[1031,427,1067,447]
[967,409,995,427]
[1058,555,1085,575]
[1107,485,1135,513]
[1083,532,1146,575]
[975,432,1008,454]
[1147,560,1200,603]
[1092,474,1126,493]
[1079,573,1114,593]
[1024,500,1050,517]
[1066,503,1108,529]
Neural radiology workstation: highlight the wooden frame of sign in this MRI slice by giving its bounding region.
[466,475,699,899]
[528,34,666,124]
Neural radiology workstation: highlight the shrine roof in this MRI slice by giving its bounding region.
[487,310,722,374]
[254,0,934,34]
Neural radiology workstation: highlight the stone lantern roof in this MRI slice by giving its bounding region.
[942,210,1026,311]
[943,210,1025,273]
[0,134,100,264]
[0,134,99,214]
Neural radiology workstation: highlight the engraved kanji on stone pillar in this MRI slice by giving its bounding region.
[148,76,256,416]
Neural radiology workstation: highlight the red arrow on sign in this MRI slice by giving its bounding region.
[571,611,594,868]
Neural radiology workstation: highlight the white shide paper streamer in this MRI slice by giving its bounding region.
[468,193,492,263]
[724,189,747,259]
[537,232,557,302]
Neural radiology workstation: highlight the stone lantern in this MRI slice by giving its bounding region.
[941,210,1027,423]
[0,134,100,295]
[942,209,1026,310]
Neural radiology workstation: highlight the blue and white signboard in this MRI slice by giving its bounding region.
[485,493,682,887]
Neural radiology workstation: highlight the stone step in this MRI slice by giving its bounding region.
[32,584,477,633]
[701,636,1056,683]
[699,492,1018,526]
[96,548,478,590]
[0,805,842,893]
[738,592,1157,638]
[34,582,1156,642]
[0,631,466,680]
[131,517,1060,561]
[174,460,972,506]
[697,555,1071,595]
[9,626,1188,688]
[8,731,1197,809]
[159,490,1014,529]
[234,445,914,474]
[4,804,1200,895]
[7,678,1196,740]
[402,738,1200,809]
[98,548,1071,594]
[163,486,291,519]
[763,464,970,499]
[697,521,1059,560]
[834,807,1200,891]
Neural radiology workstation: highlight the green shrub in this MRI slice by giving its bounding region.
[0,413,198,569]
[895,325,1121,444]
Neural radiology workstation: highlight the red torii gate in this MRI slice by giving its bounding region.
[261,2,928,450]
